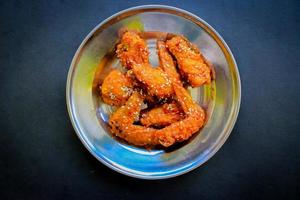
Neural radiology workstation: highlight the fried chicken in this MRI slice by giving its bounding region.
[117,31,173,98]
[157,40,182,86]
[140,101,184,127]
[166,36,212,87]
[101,69,133,106]
[103,31,210,147]
[109,83,205,147]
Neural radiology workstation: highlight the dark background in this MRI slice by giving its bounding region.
[1,0,300,199]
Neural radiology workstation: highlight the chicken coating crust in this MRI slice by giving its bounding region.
[140,101,184,127]
[133,41,184,128]
[157,40,182,86]
[101,69,133,106]
[116,31,149,68]
[117,31,173,98]
[131,64,173,98]
[103,31,210,147]
[113,39,183,128]
[166,36,212,87]
[108,83,205,147]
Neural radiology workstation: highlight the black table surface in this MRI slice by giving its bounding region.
[1,0,299,199]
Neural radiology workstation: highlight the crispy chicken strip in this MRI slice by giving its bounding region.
[155,83,205,146]
[157,40,182,86]
[131,64,173,98]
[117,31,173,98]
[140,101,184,127]
[109,83,205,147]
[166,36,212,87]
[125,69,157,105]
[101,69,133,106]
[109,92,144,134]
[134,41,184,128]
[116,31,149,68]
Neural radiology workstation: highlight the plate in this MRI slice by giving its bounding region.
[66,5,241,179]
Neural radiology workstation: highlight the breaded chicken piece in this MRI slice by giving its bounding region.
[157,40,182,86]
[166,36,212,87]
[116,31,149,68]
[109,83,205,147]
[131,64,173,98]
[101,69,133,106]
[129,41,184,128]
[140,101,184,127]
[117,31,173,98]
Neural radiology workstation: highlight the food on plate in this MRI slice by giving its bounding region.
[116,31,149,69]
[117,31,173,98]
[131,64,173,98]
[140,101,184,127]
[101,69,133,106]
[108,82,205,147]
[157,40,182,86]
[99,30,213,147]
[166,35,212,87]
